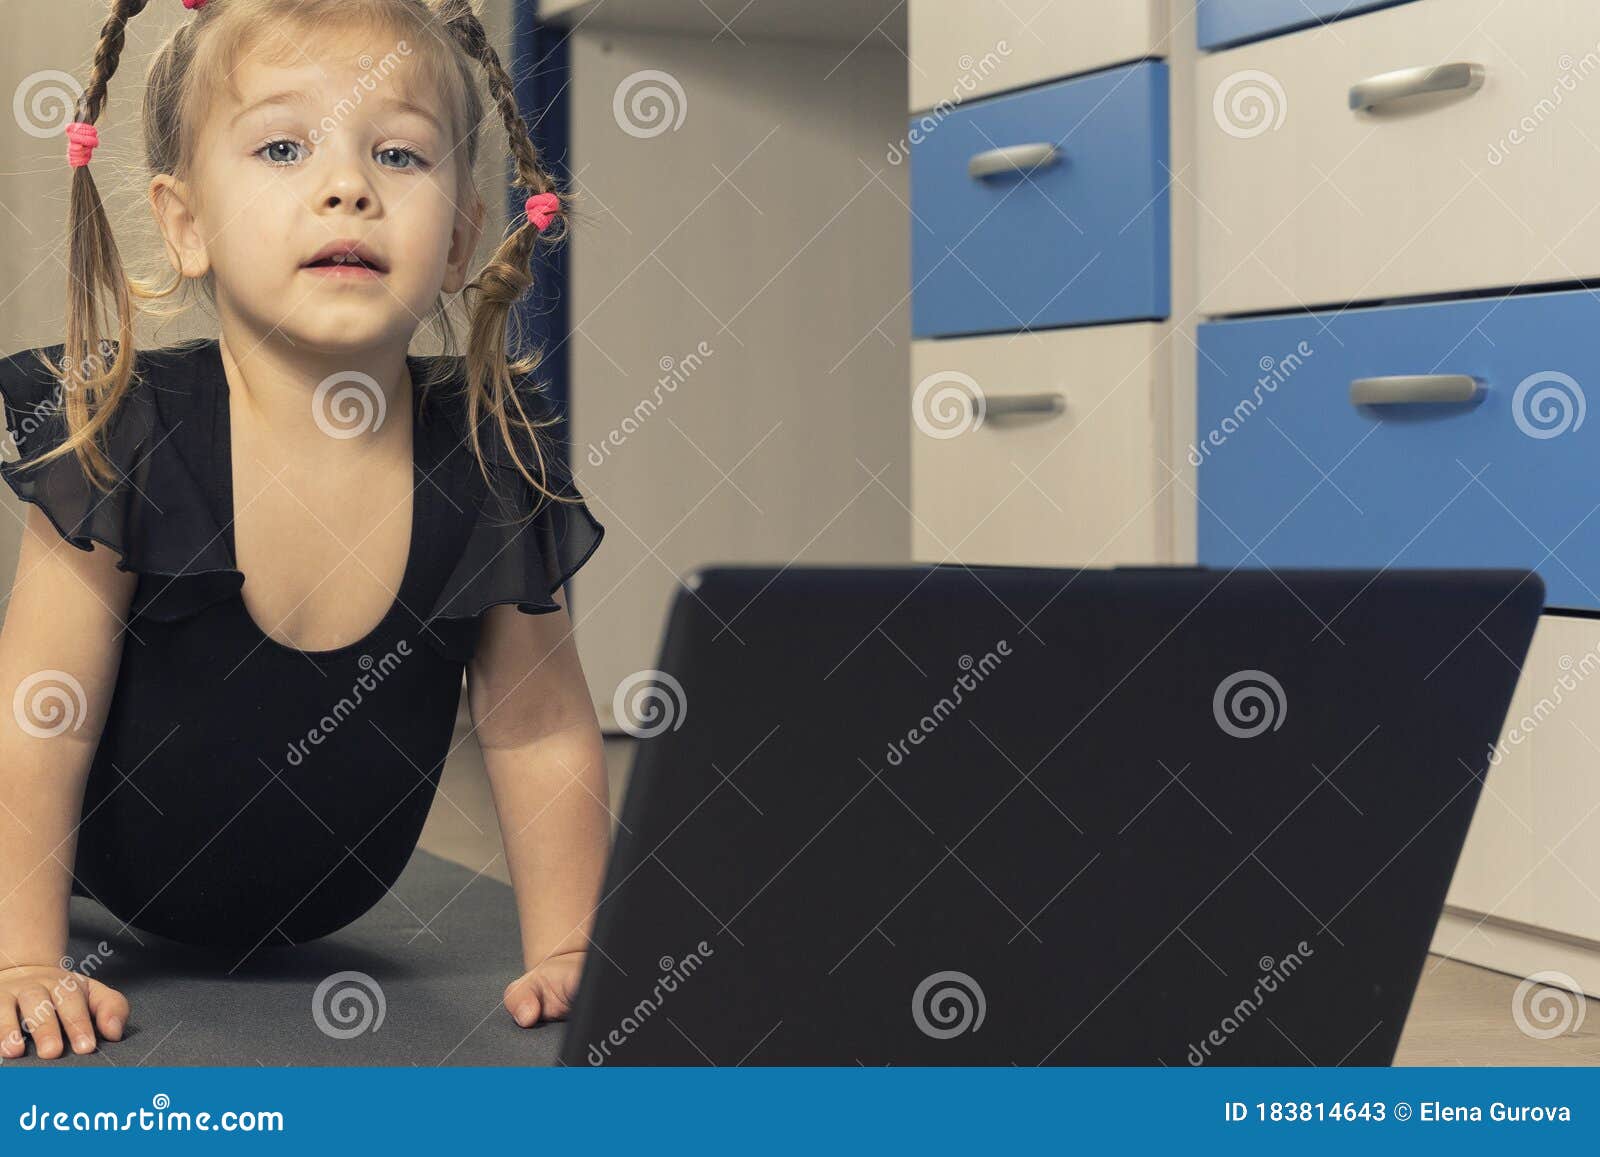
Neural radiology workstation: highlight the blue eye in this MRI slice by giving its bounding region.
[252,140,425,171]
[378,146,428,170]
[256,138,304,166]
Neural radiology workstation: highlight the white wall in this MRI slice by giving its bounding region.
[562,28,913,726]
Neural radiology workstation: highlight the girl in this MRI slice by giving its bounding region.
[0,0,610,1060]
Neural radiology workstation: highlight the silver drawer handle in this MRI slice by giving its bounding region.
[985,392,1067,419]
[1349,375,1481,405]
[1349,62,1485,111]
[968,143,1062,179]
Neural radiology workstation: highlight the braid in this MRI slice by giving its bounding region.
[433,0,578,512]
[36,0,157,490]
[77,0,153,124]
[436,0,552,197]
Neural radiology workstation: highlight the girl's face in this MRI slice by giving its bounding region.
[153,44,484,356]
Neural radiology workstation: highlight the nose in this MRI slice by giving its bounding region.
[326,189,370,211]
[321,179,375,214]
[316,156,380,215]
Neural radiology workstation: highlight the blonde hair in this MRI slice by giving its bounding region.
[32,0,580,513]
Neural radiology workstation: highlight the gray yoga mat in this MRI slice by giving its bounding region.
[3,849,565,1067]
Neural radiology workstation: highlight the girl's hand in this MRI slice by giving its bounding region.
[0,963,128,1059]
[504,950,586,1027]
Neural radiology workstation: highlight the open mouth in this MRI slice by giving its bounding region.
[303,254,384,273]
[301,242,389,275]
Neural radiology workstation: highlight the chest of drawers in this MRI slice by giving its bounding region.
[907,0,1600,992]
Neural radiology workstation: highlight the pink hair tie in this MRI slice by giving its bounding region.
[183,0,208,8]
[65,122,99,168]
[524,192,560,232]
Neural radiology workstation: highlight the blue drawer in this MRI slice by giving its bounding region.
[1196,289,1600,612]
[909,61,1169,340]
[1197,0,1420,50]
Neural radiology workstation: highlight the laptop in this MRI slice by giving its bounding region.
[559,564,1544,1065]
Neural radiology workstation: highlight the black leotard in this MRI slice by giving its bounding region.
[0,338,603,948]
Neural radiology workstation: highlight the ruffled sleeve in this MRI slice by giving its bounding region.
[0,343,130,551]
[419,393,606,661]
[0,342,243,622]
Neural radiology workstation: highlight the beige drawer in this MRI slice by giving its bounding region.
[1443,621,1541,925]
[908,0,1167,113]
[1526,616,1600,943]
[1446,614,1600,944]
[910,325,1169,567]
[1197,0,1600,314]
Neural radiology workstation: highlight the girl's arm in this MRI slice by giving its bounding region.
[0,504,135,1055]
[467,595,611,1025]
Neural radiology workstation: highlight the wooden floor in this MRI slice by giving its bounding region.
[420,727,1598,1066]
[1397,954,1599,1065]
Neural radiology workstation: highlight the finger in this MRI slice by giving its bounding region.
[19,986,65,1059]
[0,997,24,1058]
[85,979,129,1041]
[50,975,98,1053]
[537,973,575,1021]
[504,977,541,1028]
